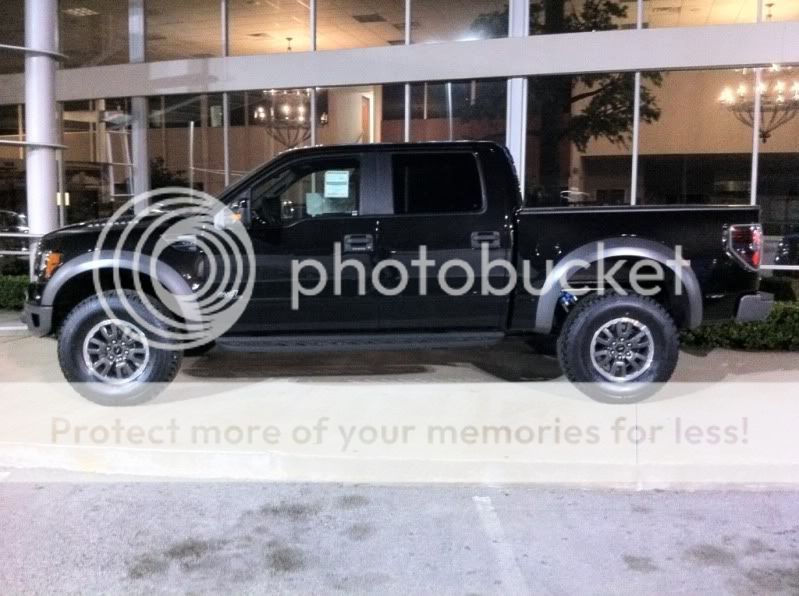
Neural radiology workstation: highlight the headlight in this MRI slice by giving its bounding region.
[36,249,63,280]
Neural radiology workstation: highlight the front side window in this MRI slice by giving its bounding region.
[392,153,483,215]
[250,158,361,226]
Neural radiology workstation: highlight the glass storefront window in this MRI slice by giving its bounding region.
[530,0,634,35]
[754,64,799,267]
[412,0,507,44]
[643,0,756,28]
[146,0,220,62]
[318,86,378,145]
[637,69,754,206]
[0,0,24,74]
[0,104,25,255]
[317,0,405,50]
[148,94,227,196]
[408,79,506,144]
[762,1,799,22]
[525,73,635,207]
[60,0,129,68]
[229,0,310,56]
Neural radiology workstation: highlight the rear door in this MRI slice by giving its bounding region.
[374,148,511,329]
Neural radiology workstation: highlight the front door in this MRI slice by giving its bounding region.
[231,153,380,334]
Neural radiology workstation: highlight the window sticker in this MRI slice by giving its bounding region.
[324,170,350,198]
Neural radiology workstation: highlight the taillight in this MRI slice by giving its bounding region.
[727,224,763,271]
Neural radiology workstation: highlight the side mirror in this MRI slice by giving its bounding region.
[238,197,252,228]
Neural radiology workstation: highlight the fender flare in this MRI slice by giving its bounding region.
[533,237,702,334]
[42,250,195,313]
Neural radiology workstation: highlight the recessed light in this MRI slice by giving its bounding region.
[352,13,386,23]
[63,7,99,17]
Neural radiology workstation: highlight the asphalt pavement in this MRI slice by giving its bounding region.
[2,471,799,595]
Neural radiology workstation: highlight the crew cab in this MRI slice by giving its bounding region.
[23,141,773,404]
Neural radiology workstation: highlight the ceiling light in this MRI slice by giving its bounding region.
[63,7,99,17]
[352,13,386,24]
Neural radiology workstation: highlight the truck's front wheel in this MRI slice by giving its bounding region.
[57,291,182,406]
[556,293,679,403]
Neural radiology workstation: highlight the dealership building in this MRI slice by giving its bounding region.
[0,0,798,270]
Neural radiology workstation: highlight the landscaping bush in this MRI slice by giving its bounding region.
[759,276,799,302]
[681,302,799,351]
[0,275,28,310]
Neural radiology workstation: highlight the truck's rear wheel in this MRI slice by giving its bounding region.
[556,293,679,403]
[57,291,182,406]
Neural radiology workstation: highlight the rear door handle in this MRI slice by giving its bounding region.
[342,233,374,253]
[471,231,501,249]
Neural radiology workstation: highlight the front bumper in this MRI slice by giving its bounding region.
[735,291,774,323]
[22,301,53,336]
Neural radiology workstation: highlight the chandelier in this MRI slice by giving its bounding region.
[719,64,799,143]
[253,89,329,149]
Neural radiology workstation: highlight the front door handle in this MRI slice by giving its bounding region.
[471,231,501,249]
[342,233,374,253]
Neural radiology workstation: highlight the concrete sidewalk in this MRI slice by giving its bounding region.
[0,309,24,327]
[1,333,798,486]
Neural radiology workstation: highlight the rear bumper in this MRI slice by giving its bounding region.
[735,292,774,323]
[22,301,53,336]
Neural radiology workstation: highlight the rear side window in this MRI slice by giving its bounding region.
[392,152,483,214]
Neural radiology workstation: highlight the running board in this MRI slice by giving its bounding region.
[215,331,504,353]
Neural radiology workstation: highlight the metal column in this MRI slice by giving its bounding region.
[505,0,529,194]
[24,0,59,239]
[129,0,150,202]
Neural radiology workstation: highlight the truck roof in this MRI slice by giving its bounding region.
[222,140,507,199]
[281,139,504,156]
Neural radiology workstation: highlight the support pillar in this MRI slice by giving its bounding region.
[129,0,150,202]
[505,0,529,196]
[24,0,59,240]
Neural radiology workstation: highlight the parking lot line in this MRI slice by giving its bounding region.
[473,495,534,594]
[0,325,28,332]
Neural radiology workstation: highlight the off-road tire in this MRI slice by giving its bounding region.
[556,293,679,403]
[57,291,182,406]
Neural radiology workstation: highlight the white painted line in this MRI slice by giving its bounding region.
[0,325,28,332]
[473,496,533,595]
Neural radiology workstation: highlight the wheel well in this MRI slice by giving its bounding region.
[51,269,158,334]
[551,257,690,332]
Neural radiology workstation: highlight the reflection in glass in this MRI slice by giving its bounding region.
[147,94,227,196]
[412,0,507,44]
[529,0,634,35]
[407,79,506,144]
[525,73,638,207]
[638,69,753,206]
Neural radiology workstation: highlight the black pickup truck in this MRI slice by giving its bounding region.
[23,141,772,404]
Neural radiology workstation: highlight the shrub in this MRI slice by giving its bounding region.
[681,302,799,351]
[0,275,28,310]
[759,277,799,302]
